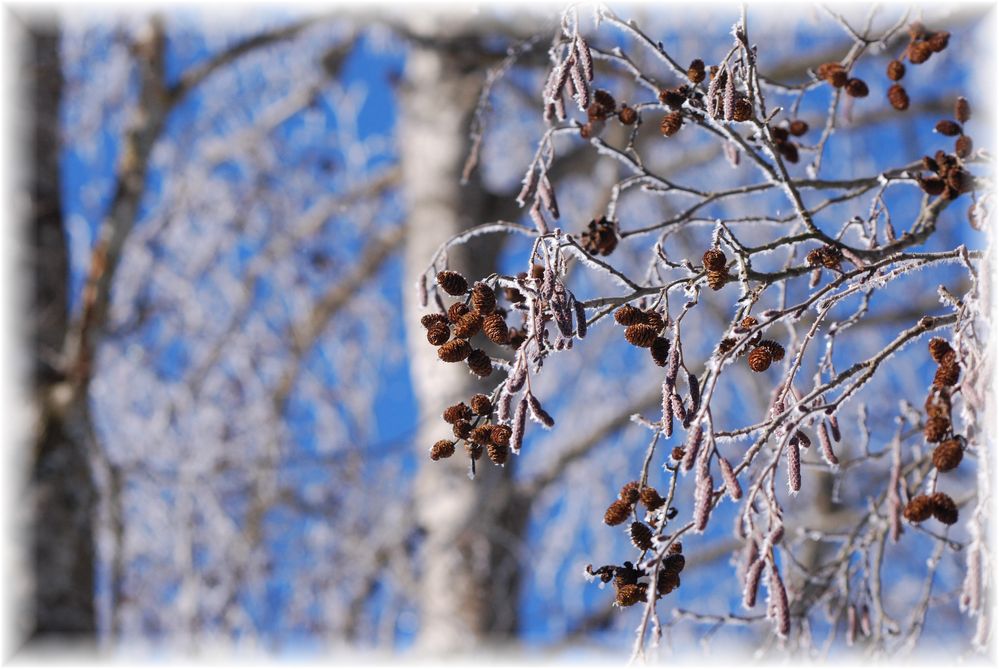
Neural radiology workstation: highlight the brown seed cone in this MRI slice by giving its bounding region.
[630,522,654,551]
[427,322,451,346]
[438,338,471,363]
[490,424,512,447]
[924,415,951,443]
[466,349,493,377]
[625,324,659,348]
[732,97,753,122]
[946,168,969,194]
[443,402,473,424]
[687,58,705,84]
[604,499,632,526]
[642,310,665,331]
[955,135,973,159]
[758,339,785,362]
[448,302,469,323]
[482,313,509,345]
[662,552,686,576]
[930,492,958,525]
[706,269,729,290]
[779,141,800,164]
[430,439,456,461]
[927,31,950,53]
[470,394,492,416]
[816,62,845,81]
[771,126,790,143]
[671,446,685,461]
[925,388,952,419]
[421,313,449,329]
[932,439,963,472]
[908,21,929,40]
[748,347,773,372]
[718,337,737,355]
[659,86,687,110]
[640,486,665,511]
[907,40,933,64]
[919,176,946,196]
[888,84,910,111]
[487,442,509,466]
[453,311,483,339]
[618,105,638,125]
[740,316,758,329]
[955,97,971,124]
[923,155,940,173]
[470,424,493,445]
[453,420,473,440]
[660,111,683,137]
[789,120,809,136]
[828,70,849,88]
[887,59,906,81]
[657,570,681,596]
[928,337,954,363]
[935,119,962,137]
[933,361,961,388]
[620,481,641,504]
[465,442,484,460]
[845,78,869,98]
[437,270,468,296]
[651,337,670,367]
[615,304,645,326]
[471,282,497,314]
[615,583,646,607]
[702,248,727,271]
[903,494,933,522]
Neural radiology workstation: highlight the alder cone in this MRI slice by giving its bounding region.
[888,84,909,111]
[789,120,809,136]
[625,324,659,348]
[651,337,670,366]
[453,311,483,339]
[928,337,953,363]
[740,316,758,329]
[932,439,963,472]
[466,349,493,377]
[421,313,448,329]
[662,552,685,576]
[935,120,962,137]
[817,62,845,86]
[430,439,455,461]
[453,420,472,440]
[437,270,468,296]
[470,425,493,444]
[919,176,945,196]
[471,282,497,314]
[490,424,512,447]
[640,486,665,510]
[903,495,933,522]
[657,570,681,596]
[443,402,473,424]
[642,310,665,331]
[438,339,471,362]
[924,415,951,443]
[618,105,638,125]
[615,583,646,607]
[927,31,950,52]
[845,78,869,98]
[955,135,973,159]
[930,492,958,525]
[748,346,773,372]
[448,302,469,323]
[671,446,685,461]
[619,481,641,504]
[487,442,509,466]
[758,339,785,362]
[955,97,971,124]
[718,337,737,355]
[907,40,933,64]
[732,97,753,122]
[925,388,952,419]
[687,58,705,83]
[702,248,727,271]
[887,59,905,81]
[604,499,632,526]
[933,361,961,388]
[660,111,683,137]
[706,269,728,290]
[629,522,654,551]
[470,393,492,416]
[779,141,799,164]
[482,313,509,344]
[614,304,645,326]
[427,322,450,346]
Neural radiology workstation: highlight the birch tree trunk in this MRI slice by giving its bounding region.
[399,18,528,654]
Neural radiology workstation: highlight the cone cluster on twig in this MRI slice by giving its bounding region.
[614,304,670,365]
[922,338,965,475]
[580,216,619,256]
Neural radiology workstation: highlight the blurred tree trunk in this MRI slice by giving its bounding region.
[399,22,528,654]
[23,18,99,640]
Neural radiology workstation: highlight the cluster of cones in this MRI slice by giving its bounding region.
[579,216,618,256]
[590,480,685,606]
[717,316,786,373]
[430,393,513,467]
[580,88,640,139]
[614,305,670,366]
[903,337,964,526]
[917,97,974,200]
